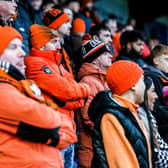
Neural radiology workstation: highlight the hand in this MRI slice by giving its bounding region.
[0,1,17,21]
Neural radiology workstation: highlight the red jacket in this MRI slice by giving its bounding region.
[0,68,77,168]
[77,63,109,168]
[25,49,90,120]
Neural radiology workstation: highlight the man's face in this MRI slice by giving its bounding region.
[106,20,117,36]
[41,37,61,51]
[57,21,72,37]
[133,75,145,104]
[128,39,144,57]
[31,0,43,10]
[154,54,168,74]
[0,38,26,74]
[96,51,113,71]
[99,30,112,45]
[0,1,17,20]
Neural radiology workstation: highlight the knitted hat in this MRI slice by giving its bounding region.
[106,60,144,95]
[0,26,22,54]
[72,18,86,33]
[42,8,70,30]
[30,24,57,50]
[81,39,109,63]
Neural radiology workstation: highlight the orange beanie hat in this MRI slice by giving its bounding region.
[72,18,86,33]
[30,24,57,50]
[42,8,70,30]
[106,60,144,95]
[0,26,22,54]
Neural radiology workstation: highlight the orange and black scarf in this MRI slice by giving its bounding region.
[0,61,58,110]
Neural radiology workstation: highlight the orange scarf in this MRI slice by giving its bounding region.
[0,68,58,110]
[113,94,139,113]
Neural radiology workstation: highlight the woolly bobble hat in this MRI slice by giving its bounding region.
[72,18,86,33]
[0,26,22,54]
[30,24,57,50]
[81,36,109,63]
[106,60,144,95]
[42,8,70,30]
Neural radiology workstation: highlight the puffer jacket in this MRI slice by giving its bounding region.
[77,63,109,168]
[25,49,90,120]
[0,64,77,168]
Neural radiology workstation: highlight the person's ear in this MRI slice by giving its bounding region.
[131,84,136,92]
[126,42,132,51]
[92,35,99,41]
[153,56,159,66]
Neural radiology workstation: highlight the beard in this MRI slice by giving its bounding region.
[128,48,143,58]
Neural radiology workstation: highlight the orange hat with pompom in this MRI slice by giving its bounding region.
[0,26,22,54]
[30,24,58,50]
[42,8,69,30]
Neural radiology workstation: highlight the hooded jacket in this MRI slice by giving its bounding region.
[77,63,109,168]
[25,49,90,120]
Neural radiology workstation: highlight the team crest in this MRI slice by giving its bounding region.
[41,65,52,74]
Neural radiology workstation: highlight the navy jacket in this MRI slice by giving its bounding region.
[13,0,43,55]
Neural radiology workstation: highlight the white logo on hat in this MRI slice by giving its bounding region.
[89,40,101,47]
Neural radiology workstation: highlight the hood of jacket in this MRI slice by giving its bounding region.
[78,63,106,81]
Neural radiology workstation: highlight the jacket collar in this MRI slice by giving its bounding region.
[78,63,107,80]
[113,94,139,113]
[30,48,61,64]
